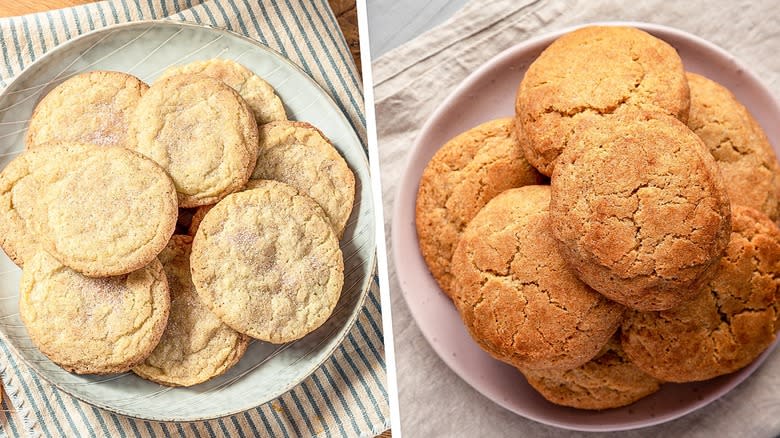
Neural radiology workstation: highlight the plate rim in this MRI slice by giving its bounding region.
[0,18,376,423]
[392,20,780,432]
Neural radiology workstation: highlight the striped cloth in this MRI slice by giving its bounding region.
[0,1,388,437]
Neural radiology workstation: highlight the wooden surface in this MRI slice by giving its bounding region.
[0,0,362,72]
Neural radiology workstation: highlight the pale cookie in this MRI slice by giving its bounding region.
[133,235,250,387]
[26,70,148,148]
[188,180,264,236]
[415,118,546,298]
[621,206,779,382]
[451,185,624,371]
[251,121,355,237]
[19,251,170,374]
[190,180,344,343]
[521,334,662,410]
[551,111,731,311]
[36,143,177,277]
[516,26,690,175]
[686,72,780,221]
[158,58,286,125]
[130,74,258,208]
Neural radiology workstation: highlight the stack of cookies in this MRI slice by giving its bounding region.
[416,26,780,410]
[0,58,355,387]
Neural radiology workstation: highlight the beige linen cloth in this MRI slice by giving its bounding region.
[374,0,780,436]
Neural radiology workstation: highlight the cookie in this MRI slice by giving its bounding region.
[0,146,87,266]
[521,334,662,410]
[188,180,264,236]
[19,251,170,374]
[451,185,624,371]
[550,111,731,311]
[251,121,355,237]
[516,26,690,175]
[132,235,250,387]
[129,74,258,208]
[188,205,211,236]
[157,58,286,125]
[190,180,344,343]
[686,72,780,221]
[621,206,779,382]
[415,118,546,298]
[35,143,177,277]
[26,71,148,148]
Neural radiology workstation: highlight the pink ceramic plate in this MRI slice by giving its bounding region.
[392,22,780,432]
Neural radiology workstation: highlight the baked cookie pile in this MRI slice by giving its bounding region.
[416,26,780,410]
[0,59,355,387]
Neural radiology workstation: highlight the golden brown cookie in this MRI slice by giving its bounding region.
[550,111,731,311]
[35,143,177,277]
[521,334,662,410]
[129,74,258,208]
[190,180,343,343]
[251,121,355,237]
[157,58,286,125]
[415,118,546,298]
[621,206,779,382]
[19,251,170,374]
[516,26,690,175]
[451,185,625,371]
[686,72,780,221]
[26,70,148,148]
[132,235,250,387]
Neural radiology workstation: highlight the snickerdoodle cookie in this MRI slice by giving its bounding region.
[36,143,177,277]
[451,185,624,371]
[19,251,170,374]
[686,72,780,221]
[0,145,91,266]
[621,206,779,382]
[516,26,689,175]
[251,121,355,237]
[129,74,258,208]
[190,180,344,343]
[26,71,148,149]
[133,235,250,386]
[415,118,546,298]
[550,111,731,311]
[158,58,286,125]
[521,334,662,410]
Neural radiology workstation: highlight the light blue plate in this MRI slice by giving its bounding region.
[0,20,375,422]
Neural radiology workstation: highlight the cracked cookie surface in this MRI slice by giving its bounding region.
[158,58,286,125]
[35,143,177,277]
[251,121,355,237]
[19,251,170,374]
[26,70,148,149]
[133,235,249,386]
[0,145,94,266]
[516,26,689,175]
[521,334,662,410]
[551,111,731,311]
[686,72,780,221]
[415,118,546,298]
[190,180,344,343]
[451,185,624,371]
[621,206,779,382]
[129,74,258,208]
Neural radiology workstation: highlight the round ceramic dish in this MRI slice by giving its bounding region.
[0,20,375,422]
[392,21,780,432]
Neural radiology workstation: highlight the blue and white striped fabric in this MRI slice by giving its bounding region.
[0,1,387,437]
